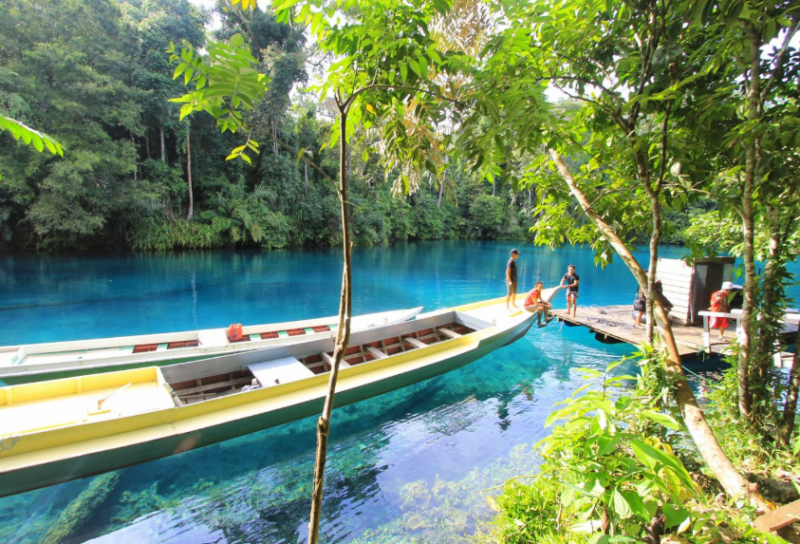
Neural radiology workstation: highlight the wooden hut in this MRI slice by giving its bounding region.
[656,257,735,325]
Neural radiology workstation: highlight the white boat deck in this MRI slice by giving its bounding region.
[248,357,315,387]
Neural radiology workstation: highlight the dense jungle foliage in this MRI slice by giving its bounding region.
[0,0,552,251]
[0,0,716,252]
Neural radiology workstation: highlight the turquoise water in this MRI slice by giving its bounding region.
[0,242,795,543]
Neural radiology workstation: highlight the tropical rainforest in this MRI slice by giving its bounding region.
[0,0,544,251]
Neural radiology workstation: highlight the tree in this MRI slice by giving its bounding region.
[454,0,771,508]
[681,1,799,431]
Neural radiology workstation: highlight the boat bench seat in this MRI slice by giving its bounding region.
[247,357,315,387]
[198,329,229,348]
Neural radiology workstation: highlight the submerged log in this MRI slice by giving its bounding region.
[42,471,121,544]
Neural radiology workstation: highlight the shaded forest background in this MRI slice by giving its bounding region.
[0,0,704,252]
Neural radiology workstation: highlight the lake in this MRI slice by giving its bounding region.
[0,242,793,543]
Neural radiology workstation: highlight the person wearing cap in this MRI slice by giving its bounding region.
[524,281,556,327]
[506,249,520,310]
[709,282,733,338]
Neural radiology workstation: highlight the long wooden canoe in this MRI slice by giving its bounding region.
[0,307,422,384]
[0,295,547,498]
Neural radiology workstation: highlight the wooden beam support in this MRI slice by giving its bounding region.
[438,327,461,339]
[366,346,388,359]
[405,337,427,349]
[321,352,351,368]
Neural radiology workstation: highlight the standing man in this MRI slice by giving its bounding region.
[560,264,580,317]
[506,249,520,310]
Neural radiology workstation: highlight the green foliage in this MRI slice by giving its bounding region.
[469,194,506,239]
[487,357,701,543]
[168,34,269,163]
[700,355,799,474]
[0,115,64,157]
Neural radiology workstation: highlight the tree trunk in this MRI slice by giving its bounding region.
[737,24,763,422]
[753,203,782,386]
[645,191,661,343]
[549,150,771,511]
[160,121,166,164]
[509,188,518,228]
[308,106,352,544]
[131,131,137,182]
[186,127,193,221]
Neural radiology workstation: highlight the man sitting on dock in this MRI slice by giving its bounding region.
[560,264,580,317]
[524,281,555,327]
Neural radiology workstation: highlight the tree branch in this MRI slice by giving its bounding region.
[343,84,464,111]
[760,19,800,110]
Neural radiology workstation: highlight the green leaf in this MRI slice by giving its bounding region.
[640,411,682,430]
[408,58,421,77]
[630,439,695,492]
[173,63,187,80]
[612,488,632,519]
[596,409,608,430]
[621,491,647,519]
[662,504,689,528]
[597,435,621,456]
[587,534,610,544]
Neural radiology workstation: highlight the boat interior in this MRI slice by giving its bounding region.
[0,310,493,435]
[162,310,490,405]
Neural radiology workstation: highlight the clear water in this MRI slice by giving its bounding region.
[0,242,796,544]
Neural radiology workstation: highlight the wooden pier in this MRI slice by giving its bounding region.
[550,305,734,359]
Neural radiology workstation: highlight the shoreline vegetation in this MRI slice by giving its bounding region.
[477,352,800,544]
[1,0,711,254]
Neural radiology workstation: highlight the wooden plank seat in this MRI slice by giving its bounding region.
[248,357,316,387]
[367,346,388,359]
[299,323,477,374]
[175,376,253,396]
[438,327,461,339]
[404,337,428,349]
[321,352,351,369]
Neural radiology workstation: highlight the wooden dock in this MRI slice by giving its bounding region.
[550,305,734,359]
